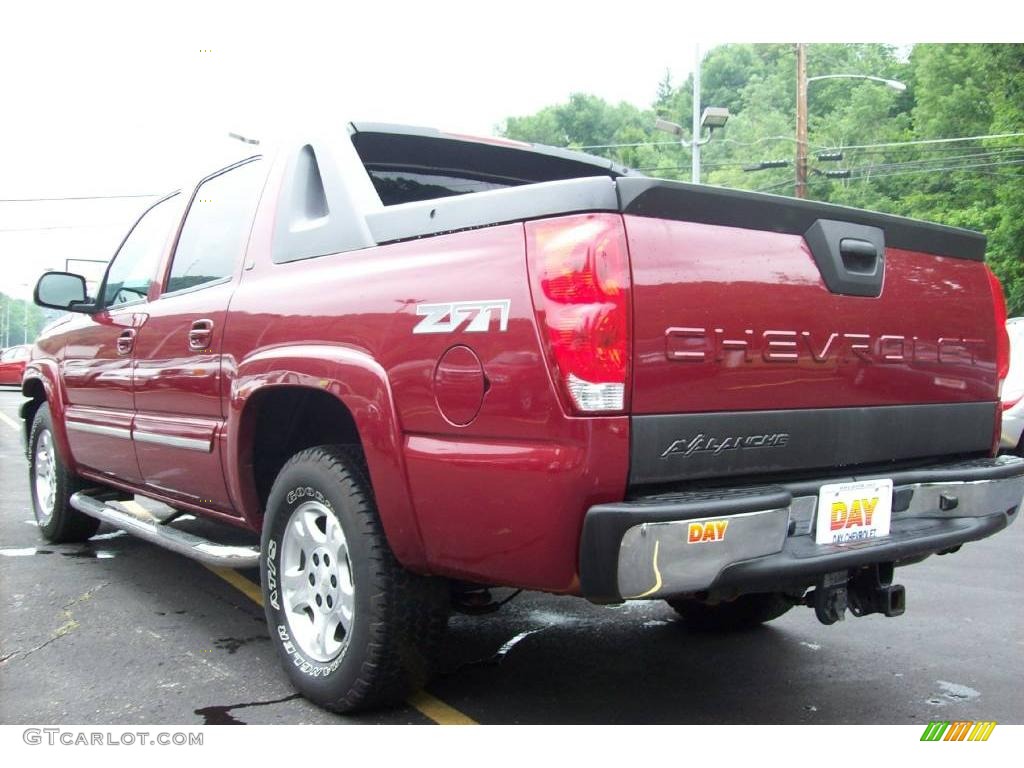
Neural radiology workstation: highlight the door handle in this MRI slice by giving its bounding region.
[188,319,214,351]
[839,238,881,275]
[116,328,136,355]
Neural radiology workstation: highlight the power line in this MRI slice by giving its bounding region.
[817,131,1024,152]
[842,140,1024,154]
[0,223,129,233]
[836,148,1024,175]
[574,131,1024,158]
[575,135,813,152]
[844,158,1024,182]
[0,193,160,203]
[755,157,1024,192]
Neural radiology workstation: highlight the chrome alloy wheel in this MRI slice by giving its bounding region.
[280,500,355,663]
[33,429,57,525]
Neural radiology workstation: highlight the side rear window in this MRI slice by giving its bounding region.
[166,160,264,294]
[102,195,182,309]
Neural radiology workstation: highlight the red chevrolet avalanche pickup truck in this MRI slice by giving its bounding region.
[24,123,1024,712]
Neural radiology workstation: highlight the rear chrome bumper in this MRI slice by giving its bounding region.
[579,456,1024,603]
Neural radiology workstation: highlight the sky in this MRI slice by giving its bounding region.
[1,0,1018,300]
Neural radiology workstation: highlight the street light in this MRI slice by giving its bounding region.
[807,74,906,91]
[654,108,731,182]
[654,44,731,184]
[795,44,907,198]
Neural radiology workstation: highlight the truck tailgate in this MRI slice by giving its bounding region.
[617,178,1000,484]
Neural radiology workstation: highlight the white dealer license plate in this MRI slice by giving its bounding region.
[815,479,893,545]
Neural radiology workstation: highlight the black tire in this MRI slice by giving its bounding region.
[28,404,100,543]
[666,592,795,632]
[261,445,449,713]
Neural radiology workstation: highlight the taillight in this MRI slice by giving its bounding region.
[525,214,631,414]
[986,265,1011,385]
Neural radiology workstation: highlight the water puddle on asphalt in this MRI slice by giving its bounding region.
[0,546,118,559]
[443,628,546,677]
[61,549,118,559]
[213,635,270,654]
[194,693,302,725]
[90,530,128,541]
[927,680,982,706]
[0,547,52,557]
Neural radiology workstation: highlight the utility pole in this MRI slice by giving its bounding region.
[795,43,808,198]
[692,43,701,183]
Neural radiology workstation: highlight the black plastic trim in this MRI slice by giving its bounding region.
[366,176,619,245]
[804,219,885,297]
[350,122,635,179]
[630,402,996,486]
[709,514,1008,593]
[617,177,987,262]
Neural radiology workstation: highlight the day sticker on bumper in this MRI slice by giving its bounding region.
[815,479,893,545]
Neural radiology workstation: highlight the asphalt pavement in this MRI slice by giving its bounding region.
[1,388,1022,725]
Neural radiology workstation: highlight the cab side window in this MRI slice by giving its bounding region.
[166,160,264,294]
[102,195,182,309]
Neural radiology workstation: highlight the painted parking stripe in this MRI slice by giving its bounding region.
[202,563,478,725]
[405,690,477,725]
[205,564,265,606]
[0,411,20,432]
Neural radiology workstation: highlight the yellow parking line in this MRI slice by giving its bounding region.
[203,563,478,725]
[204,564,264,606]
[405,690,478,725]
[0,412,20,432]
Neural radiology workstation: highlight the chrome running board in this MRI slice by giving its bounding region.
[70,491,260,568]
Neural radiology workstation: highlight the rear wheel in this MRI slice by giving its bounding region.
[261,445,449,712]
[29,404,100,543]
[666,592,795,631]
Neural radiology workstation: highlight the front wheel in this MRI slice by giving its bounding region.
[666,592,795,631]
[29,404,100,543]
[261,445,449,713]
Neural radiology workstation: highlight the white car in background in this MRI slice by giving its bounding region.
[1001,317,1024,453]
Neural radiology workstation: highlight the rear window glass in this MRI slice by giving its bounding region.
[368,171,509,205]
[351,130,618,206]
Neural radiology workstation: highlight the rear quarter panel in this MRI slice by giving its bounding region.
[226,222,629,592]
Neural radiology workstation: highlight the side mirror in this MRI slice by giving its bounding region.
[34,272,94,313]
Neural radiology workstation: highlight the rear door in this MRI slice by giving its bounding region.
[131,158,265,513]
[61,194,184,483]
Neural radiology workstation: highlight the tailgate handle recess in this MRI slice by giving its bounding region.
[804,219,886,298]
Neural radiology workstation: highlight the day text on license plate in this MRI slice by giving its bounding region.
[815,479,893,545]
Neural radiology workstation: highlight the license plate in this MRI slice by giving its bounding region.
[815,479,893,545]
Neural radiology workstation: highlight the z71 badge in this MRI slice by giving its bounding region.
[413,299,510,334]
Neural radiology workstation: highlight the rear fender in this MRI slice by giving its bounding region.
[228,344,426,570]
